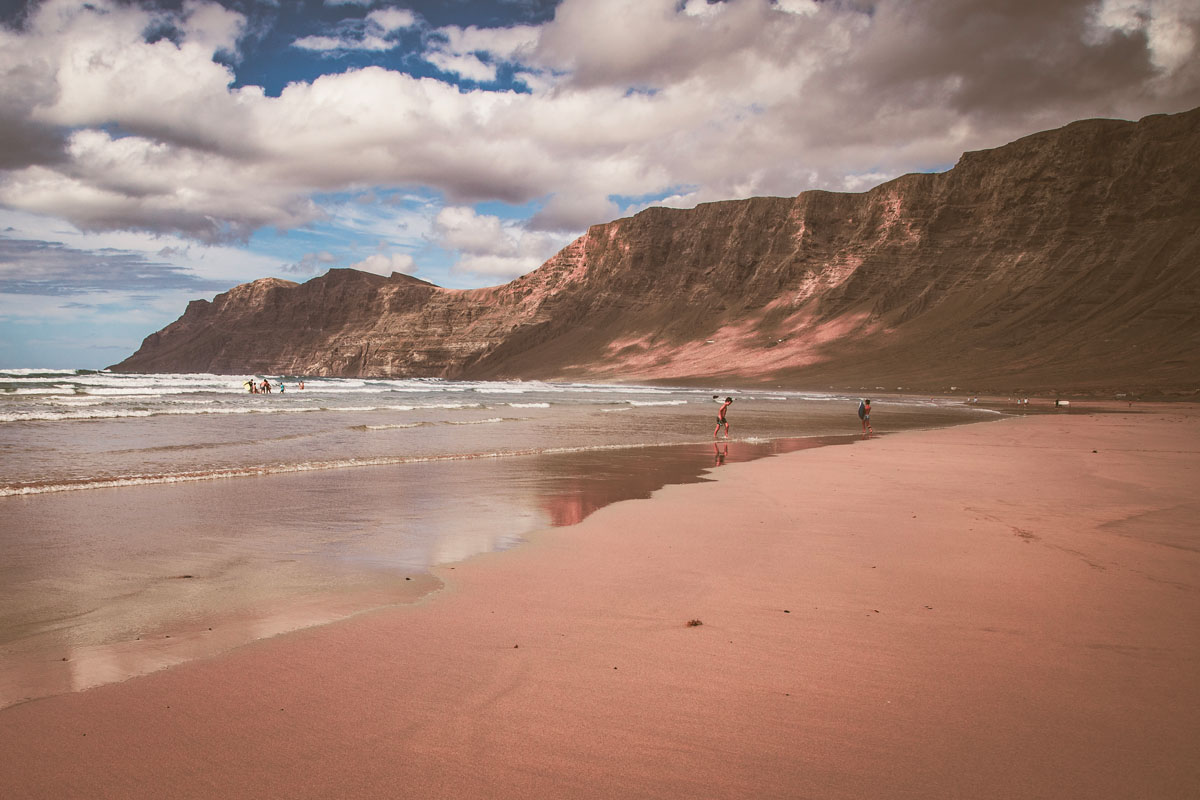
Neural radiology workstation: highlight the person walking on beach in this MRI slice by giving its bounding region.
[714,396,733,439]
[858,398,872,434]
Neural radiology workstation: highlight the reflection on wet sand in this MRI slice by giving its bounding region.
[0,434,853,708]
[532,436,850,528]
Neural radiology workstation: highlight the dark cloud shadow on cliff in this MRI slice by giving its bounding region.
[0,236,231,296]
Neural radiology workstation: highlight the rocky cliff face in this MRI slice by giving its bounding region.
[112,107,1200,396]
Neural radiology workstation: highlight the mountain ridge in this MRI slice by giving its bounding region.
[112,107,1200,397]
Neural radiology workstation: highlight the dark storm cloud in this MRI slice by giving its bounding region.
[0,117,68,169]
[831,0,1164,118]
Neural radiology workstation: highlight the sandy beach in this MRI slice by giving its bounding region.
[2,407,1197,799]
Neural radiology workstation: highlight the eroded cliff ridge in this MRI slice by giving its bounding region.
[113,107,1200,395]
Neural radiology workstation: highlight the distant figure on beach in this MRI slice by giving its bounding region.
[858,398,872,434]
[299,381,305,390]
[279,381,285,393]
[714,397,732,439]
[260,379,271,394]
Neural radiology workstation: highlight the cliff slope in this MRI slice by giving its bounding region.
[112,107,1200,396]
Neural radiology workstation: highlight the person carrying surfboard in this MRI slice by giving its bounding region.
[858,398,872,434]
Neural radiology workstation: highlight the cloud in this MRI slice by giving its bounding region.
[367,8,418,32]
[0,129,324,242]
[450,253,547,278]
[435,206,513,254]
[775,0,820,17]
[347,252,416,276]
[293,4,415,52]
[529,192,621,232]
[438,23,540,61]
[424,23,539,82]
[291,30,393,52]
[0,235,231,296]
[283,250,338,276]
[1090,0,1199,72]
[16,0,251,151]
[434,205,569,279]
[0,0,1197,262]
[425,50,500,82]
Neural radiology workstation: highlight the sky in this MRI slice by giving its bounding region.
[1,0,1198,368]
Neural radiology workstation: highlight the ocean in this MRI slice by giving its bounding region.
[0,369,997,707]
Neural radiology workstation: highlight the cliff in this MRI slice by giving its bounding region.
[112,107,1200,396]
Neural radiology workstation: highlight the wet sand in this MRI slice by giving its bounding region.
[0,435,843,709]
[2,408,1198,799]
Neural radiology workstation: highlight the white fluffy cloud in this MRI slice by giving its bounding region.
[2,0,1199,275]
[367,8,417,32]
[292,34,392,52]
[423,24,539,82]
[347,252,417,277]
[435,205,570,279]
[1090,0,1198,71]
[293,4,415,52]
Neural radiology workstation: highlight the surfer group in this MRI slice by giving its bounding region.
[244,378,304,394]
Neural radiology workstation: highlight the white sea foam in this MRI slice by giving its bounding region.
[9,386,75,395]
[469,386,535,395]
[323,402,479,413]
[627,400,689,407]
[0,368,82,377]
[44,397,108,406]
[0,400,486,424]
[509,402,550,408]
[0,407,285,423]
[80,387,207,396]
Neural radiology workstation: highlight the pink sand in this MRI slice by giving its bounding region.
[2,408,1198,798]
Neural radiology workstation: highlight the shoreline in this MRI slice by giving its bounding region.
[3,408,1198,798]
[0,382,1004,711]
[0,429,905,710]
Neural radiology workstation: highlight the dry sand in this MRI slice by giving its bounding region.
[2,408,1197,799]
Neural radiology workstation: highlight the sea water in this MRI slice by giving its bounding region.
[0,370,997,707]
